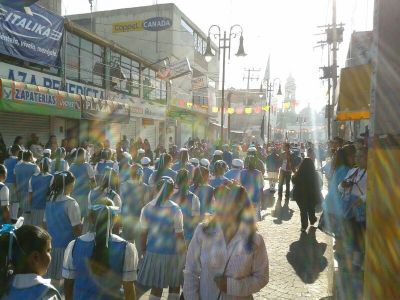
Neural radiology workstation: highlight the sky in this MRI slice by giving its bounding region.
[62,0,373,111]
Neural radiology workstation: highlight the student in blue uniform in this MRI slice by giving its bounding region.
[51,147,69,174]
[210,150,223,176]
[141,156,154,185]
[120,164,149,258]
[0,224,61,300]
[94,149,118,184]
[0,165,10,225]
[172,169,200,243]
[209,160,232,189]
[240,155,265,221]
[44,171,82,285]
[189,166,215,217]
[14,150,40,223]
[63,198,138,300]
[3,145,21,222]
[28,158,53,227]
[224,158,244,183]
[149,153,177,186]
[138,177,186,300]
[89,167,121,208]
[69,148,96,221]
[172,148,194,176]
[119,152,132,185]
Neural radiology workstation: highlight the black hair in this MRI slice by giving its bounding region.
[0,225,51,297]
[89,198,114,276]
[214,160,227,176]
[17,150,23,161]
[10,145,21,156]
[22,150,33,162]
[192,166,209,188]
[247,155,257,171]
[175,169,189,204]
[54,147,66,173]
[100,149,112,161]
[75,148,86,164]
[13,136,23,146]
[39,158,51,174]
[49,171,75,201]
[99,168,120,194]
[155,177,174,207]
[154,153,172,184]
[0,164,6,178]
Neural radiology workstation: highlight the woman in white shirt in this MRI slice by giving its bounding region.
[184,185,269,300]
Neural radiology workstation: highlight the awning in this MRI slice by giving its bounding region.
[336,64,371,121]
[81,96,130,123]
[0,79,81,119]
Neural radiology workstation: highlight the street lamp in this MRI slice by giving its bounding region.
[260,78,282,144]
[296,116,307,142]
[204,24,246,143]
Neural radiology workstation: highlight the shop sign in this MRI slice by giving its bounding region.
[81,96,130,123]
[192,75,208,90]
[0,79,81,118]
[112,17,172,33]
[0,3,64,67]
[157,58,192,81]
[0,62,106,99]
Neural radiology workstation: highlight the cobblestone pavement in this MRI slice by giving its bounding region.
[138,189,334,300]
[253,192,334,300]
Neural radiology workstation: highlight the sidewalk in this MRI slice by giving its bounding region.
[254,192,334,300]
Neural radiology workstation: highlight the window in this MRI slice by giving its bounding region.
[111,51,140,97]
[65,32,105,88]
[143,68,167,103]
[181,18,193,35]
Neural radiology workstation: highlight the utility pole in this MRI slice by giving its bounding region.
[315,0,344,140]
[243,68,260,105]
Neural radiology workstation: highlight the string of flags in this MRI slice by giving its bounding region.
[175,99,296,115]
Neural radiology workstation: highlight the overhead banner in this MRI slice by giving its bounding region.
[156,58,192,81]
[0,3,64,67]
[0,79,81,119]
[82,96,130,123]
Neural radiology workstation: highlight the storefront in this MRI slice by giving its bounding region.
[81,96,130,149]
[0,79,81,148]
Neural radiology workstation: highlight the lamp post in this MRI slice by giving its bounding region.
[296,116,307,142]
[204,25,246,144]
[260,78,282,145]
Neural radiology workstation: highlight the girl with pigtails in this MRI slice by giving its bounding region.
[137,176,186,300]
[69,148,96,223]
[51,147,69,174]
[44,171,82,286]
[28,157,53,227]
[63,197,138,300]
[89,167,122,208]
[0,224,61,300]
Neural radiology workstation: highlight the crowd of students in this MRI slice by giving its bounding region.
[0,138,270,300]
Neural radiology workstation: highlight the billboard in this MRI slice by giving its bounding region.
[0,3,64,67]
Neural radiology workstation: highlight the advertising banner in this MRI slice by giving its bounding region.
[82,96,130,123]
[0,3,64,67]
[0,79,81,119]
[112,17,172,33]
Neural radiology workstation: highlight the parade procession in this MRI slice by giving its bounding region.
[0,0,399,299]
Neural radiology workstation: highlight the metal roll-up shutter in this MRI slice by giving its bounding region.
[140,119,156,150]
[0,112,50,147]
[107,123,122,150]
[121,118,138,143]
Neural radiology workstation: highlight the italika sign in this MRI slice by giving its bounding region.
[112,17,172,33]
[0,3,64,66]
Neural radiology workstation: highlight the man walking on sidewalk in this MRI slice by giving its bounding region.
[278,143,295,203]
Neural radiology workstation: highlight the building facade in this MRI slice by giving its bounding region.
[69,3,220,147]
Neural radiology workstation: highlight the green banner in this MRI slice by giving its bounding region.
[0,79,81,119]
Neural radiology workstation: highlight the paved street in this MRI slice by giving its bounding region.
[139,185,334,300]
[254,192,334,300]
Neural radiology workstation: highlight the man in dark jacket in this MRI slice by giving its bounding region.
[278,143,296,202]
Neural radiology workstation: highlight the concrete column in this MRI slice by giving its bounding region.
[364,0,400,298]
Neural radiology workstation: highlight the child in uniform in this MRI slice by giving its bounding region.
[51,147,69,174]
[0,224,61,300]
[44,171,82,285]
[28,158,53,227]
[138,176,186,300]
[63,198,138,300]
[3,145,21,222]
[0,165,10,225]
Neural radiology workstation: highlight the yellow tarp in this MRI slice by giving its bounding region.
[336,64,371,121]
